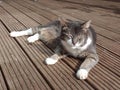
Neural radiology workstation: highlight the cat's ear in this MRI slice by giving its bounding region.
[58,17,68,26]
[82,20,91,32]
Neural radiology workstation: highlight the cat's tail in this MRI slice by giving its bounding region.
[10,28,33,37]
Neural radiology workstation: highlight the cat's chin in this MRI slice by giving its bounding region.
[45,58,58,65]
[76,69,88,80]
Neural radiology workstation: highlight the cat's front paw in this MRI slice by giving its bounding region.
[45,58,58,65]
[76,69,88,80]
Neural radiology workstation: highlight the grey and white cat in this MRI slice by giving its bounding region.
[10,18,99,80]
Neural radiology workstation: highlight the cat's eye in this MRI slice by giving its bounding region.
[78,38,82,42]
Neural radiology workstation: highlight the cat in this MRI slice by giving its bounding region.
[10,17,99,80]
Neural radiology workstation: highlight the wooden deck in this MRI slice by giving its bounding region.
[0,0,120,90]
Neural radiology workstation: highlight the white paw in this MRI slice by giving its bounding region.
[27,37,36,43]
[76,69,88,80]
[10,31,20,37]
[27,33,39,43]
[45,58,58,65]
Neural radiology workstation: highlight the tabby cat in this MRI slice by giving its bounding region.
[10,18,99,80]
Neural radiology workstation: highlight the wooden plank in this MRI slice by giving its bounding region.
[97,35,120,56]
[97,47,120,76]
[5,0,49,25]
[1,5,52,87]
[14,0,120,43]
[4,0,120,46]
[59,9,120,42]
[0,22,32,90]
[6,0,120,55]
[35,0,120,34]
[0,32,20,90]
[0,4,61,89]
[0,19,51,89]
[11,0,58,21]
[0,70,7,90]
[61,9,120,34]
[0,64,16,90]
[62,57,120,89]
[22,0,120,43]
[0,2,39,28]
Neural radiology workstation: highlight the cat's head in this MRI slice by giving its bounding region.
[59,17,91,46]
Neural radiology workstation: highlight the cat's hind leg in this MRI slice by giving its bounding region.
[27,33,40,43]
[10,28,33,37]
[45,54,66,65]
